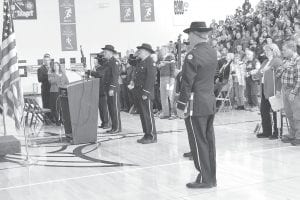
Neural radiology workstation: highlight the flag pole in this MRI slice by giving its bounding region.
[2,108,7,136]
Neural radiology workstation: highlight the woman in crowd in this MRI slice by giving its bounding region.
[244,49,260,110]
[255,43,282,139]
[231,54,246,110]
[48,62,69,125]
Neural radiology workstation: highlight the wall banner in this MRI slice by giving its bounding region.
[140,0,155,22]
[59,0,76,23]
[59,0,77,51]
[60,24,77,51]
[120,0,134,22]
[11,0,37,20]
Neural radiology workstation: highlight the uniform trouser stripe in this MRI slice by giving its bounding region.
[107,92,121,130]
[148,99,154,137]
[115,92,121,131]
[185,115,216,184]
[189,116,202,177]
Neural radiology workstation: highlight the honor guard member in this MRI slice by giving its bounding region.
[102,45,122,133]
[177,22,218,189]
[135,43,157,144]
[37,53,51,110]
[87,53,110,129]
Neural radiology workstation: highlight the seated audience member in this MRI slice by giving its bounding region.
[231,54,246,110]
[48,62,69,125]
[276,41,300,146]
[244,49,260,110]
[255,43,282,139]
[214,53,234,97]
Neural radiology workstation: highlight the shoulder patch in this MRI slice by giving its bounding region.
[187,54,193,60]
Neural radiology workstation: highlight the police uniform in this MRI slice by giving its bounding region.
[134,51,157,143]
[103,56,121,132]
[90,63,110,128]
[177,22,218,188]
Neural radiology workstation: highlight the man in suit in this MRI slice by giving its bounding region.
[37,53,51,110]
[134,43,157,144]
[102,45,122,133]
[177,22,218,189]
[87,53,110,129]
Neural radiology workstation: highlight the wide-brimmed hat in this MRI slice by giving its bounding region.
[102,45,117,53]
[183,21,212,33]
[137,43,155,54]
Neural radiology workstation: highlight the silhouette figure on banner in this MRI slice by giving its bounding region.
[64,7,72,20]
[66,36,73,49]
[124,7,132,19]
[145,7,152,18]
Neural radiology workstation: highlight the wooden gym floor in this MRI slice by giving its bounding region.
[0,110,300,200]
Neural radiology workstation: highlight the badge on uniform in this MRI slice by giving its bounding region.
[187,54,193,60]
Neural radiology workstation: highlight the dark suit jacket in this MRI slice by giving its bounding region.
[259,57,283,99]
[134,56,156,100]
[177,42,218,116]
[37,65,50,93]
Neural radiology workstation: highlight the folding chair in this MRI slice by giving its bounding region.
[216,82,233,112]
[23,97,35,126]
[26,97,52,127]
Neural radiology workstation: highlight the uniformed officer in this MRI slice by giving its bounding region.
[87,53,110,129]
[134,43,157,144]
[102,45,122,133]
[177,22,218,188]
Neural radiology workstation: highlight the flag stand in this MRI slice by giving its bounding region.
[20,115,37,166]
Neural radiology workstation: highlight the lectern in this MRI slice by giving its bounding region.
[60,79,99,145]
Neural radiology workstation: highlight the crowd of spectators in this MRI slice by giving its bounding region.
[115,0,300,145]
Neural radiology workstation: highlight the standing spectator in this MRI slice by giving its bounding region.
[256,44,282,139]
[244,49,260,110]
[37,53,51,110]
[231,54,246,110]
[48,62,69,125]
[276,41,300,146]
[119,59,130,112]
[158,52,176,119]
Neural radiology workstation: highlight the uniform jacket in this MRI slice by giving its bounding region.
[37,65,50,92]
[177,42,218,116]
[90,64,108,96]
[134,56,156,100]
[103,57,119,93]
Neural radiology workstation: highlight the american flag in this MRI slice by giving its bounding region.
[0,0,23,129]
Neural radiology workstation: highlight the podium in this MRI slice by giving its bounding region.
[60,79,99,145]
